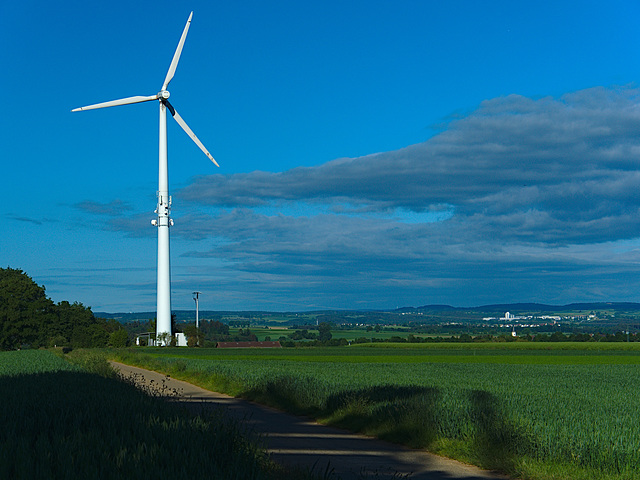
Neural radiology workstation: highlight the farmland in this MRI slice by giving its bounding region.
[0,349,314,480]
[241,325,416,342]
[113,343,640,480]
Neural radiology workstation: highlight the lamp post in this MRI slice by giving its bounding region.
[193,291,201,329]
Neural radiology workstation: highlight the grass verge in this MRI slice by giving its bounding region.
[109,348,640,480]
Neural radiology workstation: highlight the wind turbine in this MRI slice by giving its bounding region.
[72,12,219,345]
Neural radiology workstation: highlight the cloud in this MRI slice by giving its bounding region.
[73,200,151,237]
[173,208,640,308]
[106,213,155,237]
[179,85,640,246]
[75,199,133,216]
[103,85,640,307]
[7,215,44,225]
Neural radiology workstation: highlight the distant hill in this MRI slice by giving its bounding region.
[563,302,640,311]
[397,305,458,312]
[96,302,640,322]
[409,302,640,314]
[94,310,281,322]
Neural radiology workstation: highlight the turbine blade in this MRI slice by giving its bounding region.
[162,12,193,90]
[72,95,158,112]
[167,101,219,167]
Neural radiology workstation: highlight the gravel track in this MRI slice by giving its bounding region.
[110,361,510,480]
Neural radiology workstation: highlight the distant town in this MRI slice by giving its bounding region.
[98,302,640,342]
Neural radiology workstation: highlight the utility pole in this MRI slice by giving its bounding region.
[193,291,201,329]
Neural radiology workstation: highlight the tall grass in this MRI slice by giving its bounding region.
[0,350,317,480]
[114,346,640,480]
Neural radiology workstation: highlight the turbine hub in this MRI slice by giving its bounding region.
[159,90,170,100]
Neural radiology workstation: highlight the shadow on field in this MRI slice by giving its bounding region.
[469,390,532,472]
[0,370,296,480]
[243,380,443,448]
[323,385,441,448]
[181,383,508,480]
[240,377,520,477]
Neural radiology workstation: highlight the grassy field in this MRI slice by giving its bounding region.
[0,349,319,480]
[247,326,292,340]
[113,342,640,480]
[241,326,415,341]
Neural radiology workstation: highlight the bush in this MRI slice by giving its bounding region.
[48,335,68,348]
[109,329,129,348]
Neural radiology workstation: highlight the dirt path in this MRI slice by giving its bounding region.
[110,361,510,480]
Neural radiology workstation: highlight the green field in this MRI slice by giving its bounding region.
[0,349,316,480]
[238,326,414,342]
[247,326,292,340]
[114,343,640,480]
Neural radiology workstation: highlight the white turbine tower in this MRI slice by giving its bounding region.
[72,12,219,345]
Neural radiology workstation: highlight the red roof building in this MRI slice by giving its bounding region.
[216,341,282,348]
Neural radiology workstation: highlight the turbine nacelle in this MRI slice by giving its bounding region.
[159,90,170,100]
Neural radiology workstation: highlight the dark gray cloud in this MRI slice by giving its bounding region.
[173,204,640,305]
[75,199,133,216]
[7,215,43,225]
[179,86,640,245]
[107,213,155,237]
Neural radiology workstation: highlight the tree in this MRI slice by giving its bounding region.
[459,333,473,343]
[183,325,202,346]
[0,267,54,349]
[318,322,332,342]
[0,267,119,350]
[56,301,108,348]
[289,329,317,340]
[109,328,129,348]
[199,320,229,340]
[236,328,257,342]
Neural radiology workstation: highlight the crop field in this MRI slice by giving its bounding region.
[245,326,291,340]
[114,343,640,480]
[246,326,419,341]
[0,349,313,480]
[0,349,83,375]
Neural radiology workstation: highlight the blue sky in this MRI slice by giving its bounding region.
[3,1,640,312]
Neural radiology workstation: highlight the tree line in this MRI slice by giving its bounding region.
[0,267,128,350]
